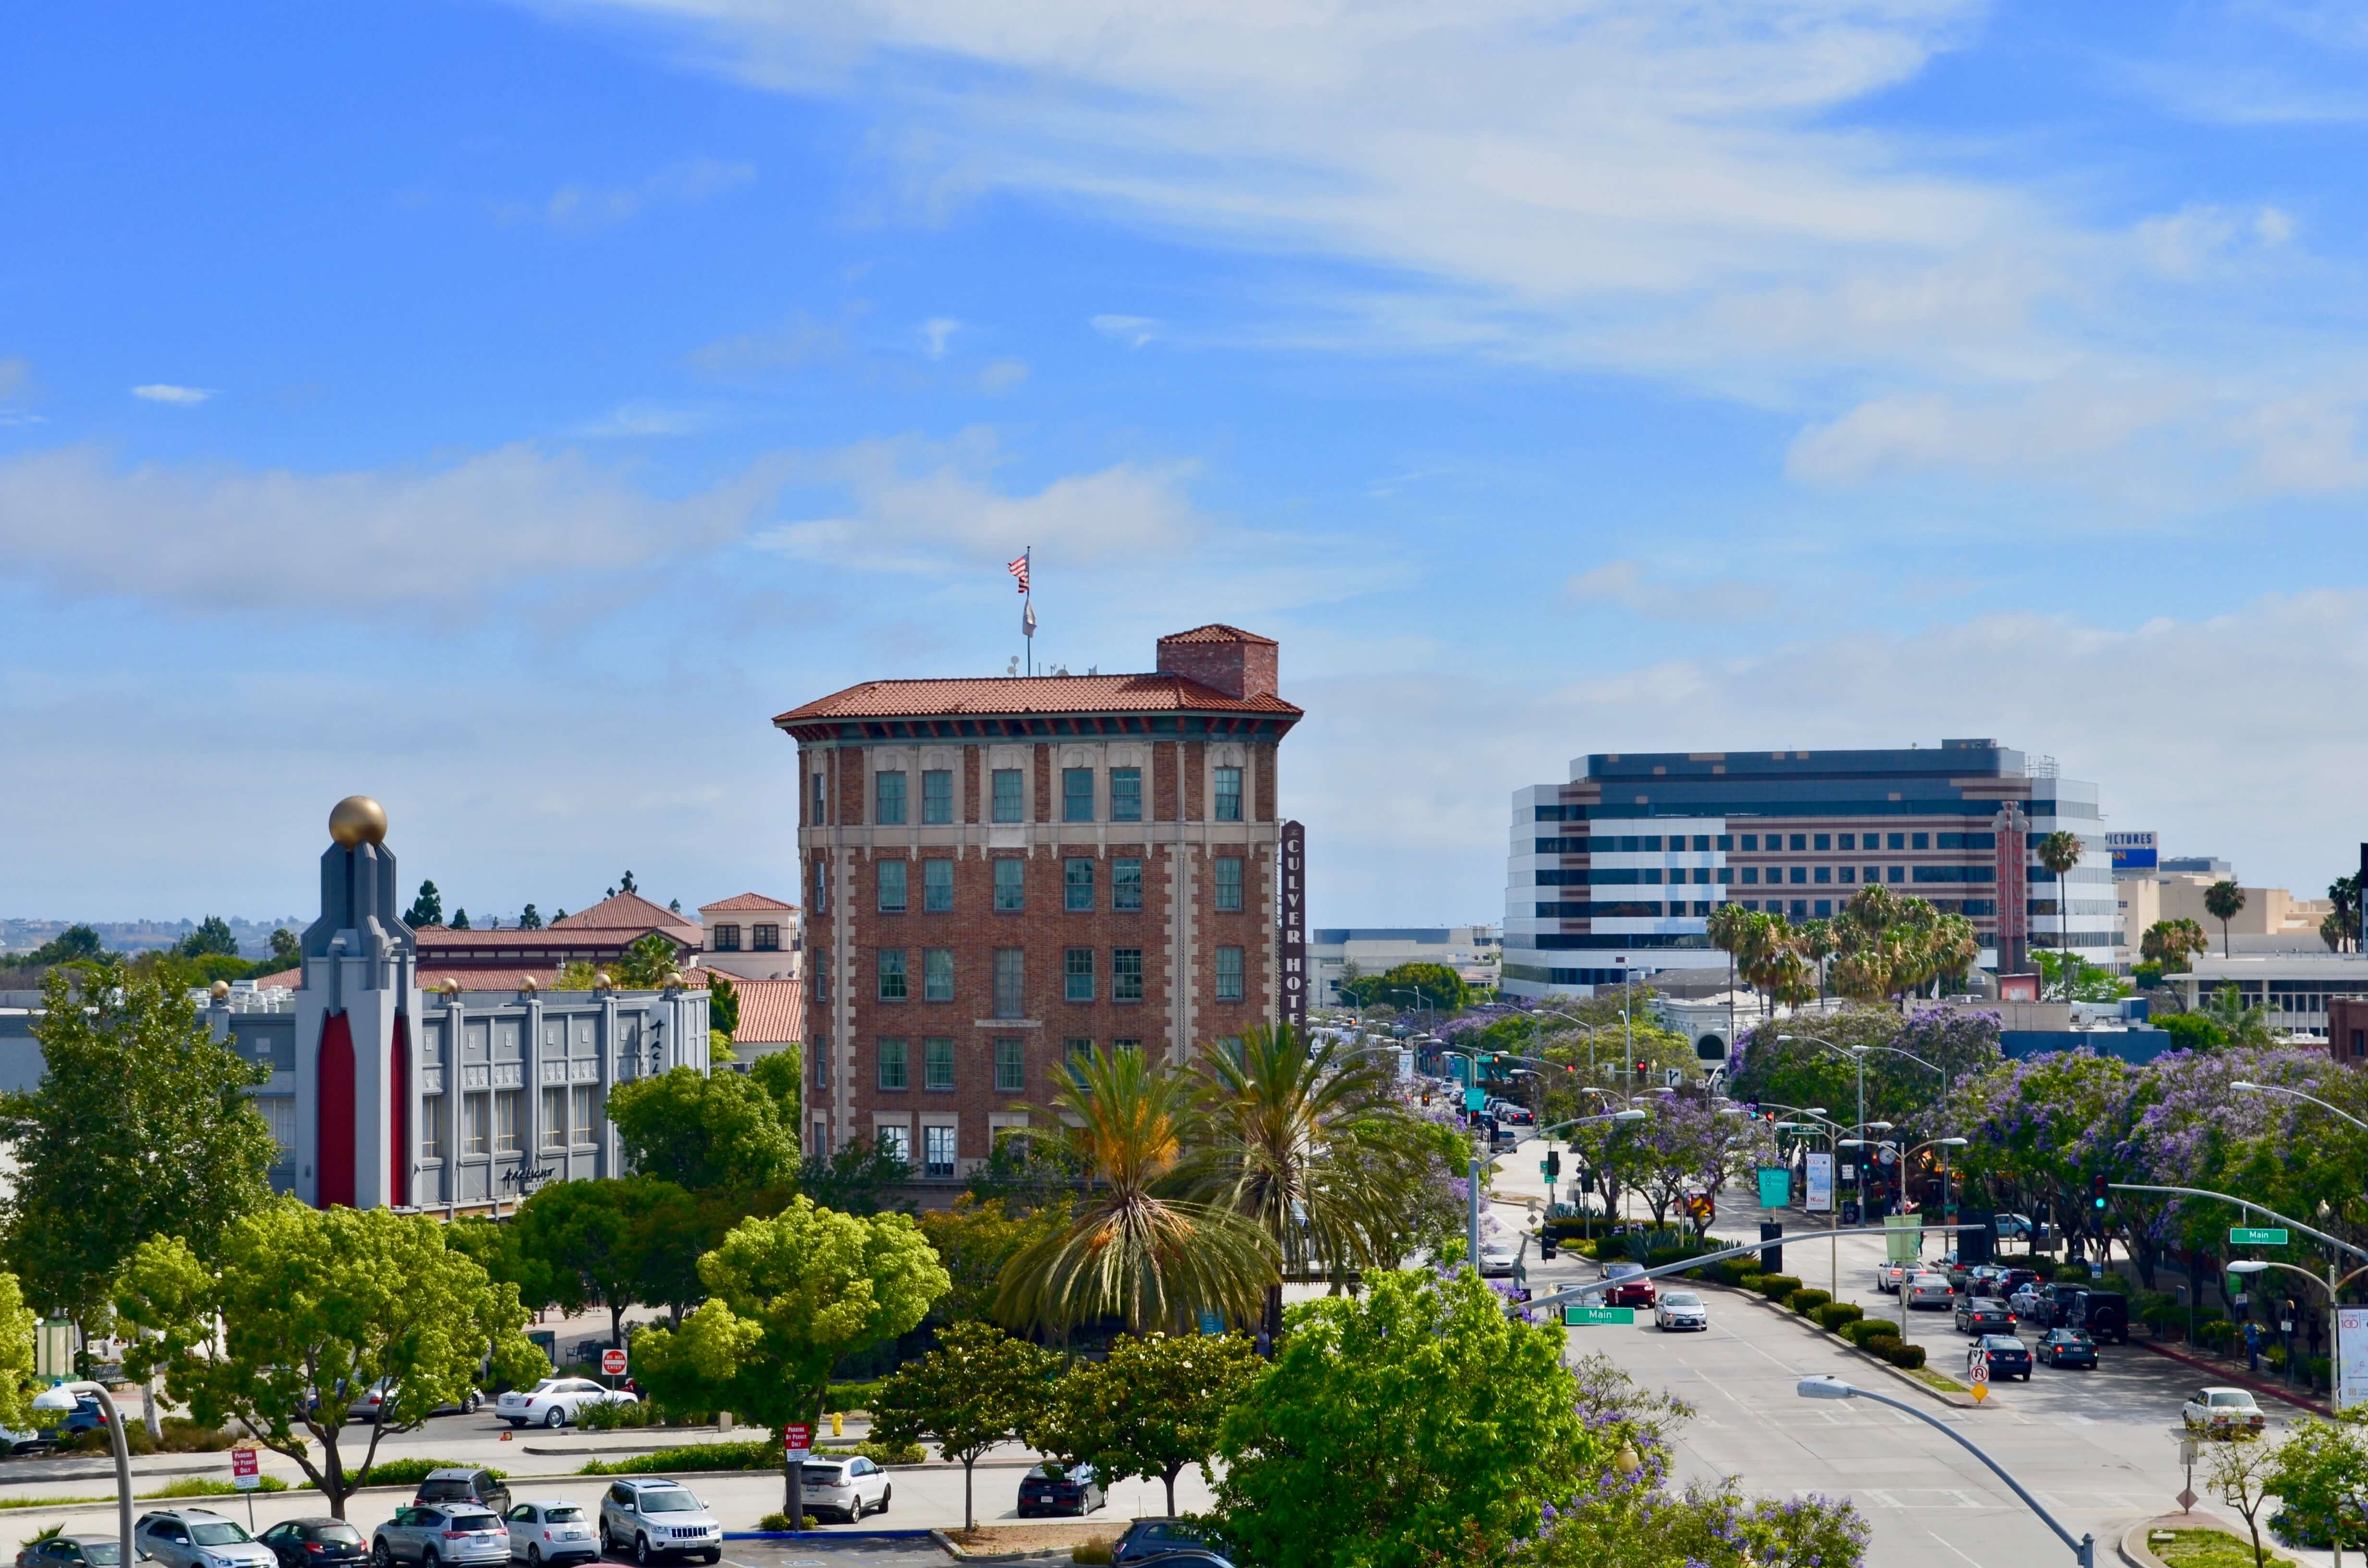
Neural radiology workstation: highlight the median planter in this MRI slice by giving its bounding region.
[1786,1288,1831,1316]
[1879,1342,1927,1371]
[1753,1274,1803,1301]
[1840,1319,1900,1349]
[1813,1302,1864,1332]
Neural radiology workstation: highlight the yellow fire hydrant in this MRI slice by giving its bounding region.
[831,1411,843,1437]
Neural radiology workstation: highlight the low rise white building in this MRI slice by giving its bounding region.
[1312,926,1499,1007]
[695,894,802,981]
[2172,953,2368,1039]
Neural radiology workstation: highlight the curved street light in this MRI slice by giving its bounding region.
[34,1382,130,1566]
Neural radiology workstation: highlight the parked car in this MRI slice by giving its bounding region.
[1654,1290,1708,1332]
[347,1380,482,1423]
[1603,1263,1657,1309]
[2036,1329,2098,1370]
[2183,1387,2268,1437]
[1993,1213,2039,1242]
[502,1503,597,1568]
[137,1513,277,1568]
[1875,1262,1911,1294]
[1017,1462,1107,1518]
[415,1469,511,1518]
[1477,1238,1521,1278]
[495,1378,636,1431]
[0,1425,56,1457]
[53,1397,111,1437]
[1905,1274,1955,1311]
[797,1456,892,1523]
[17,1535,120,1568]
[1953,1298,2015,1336]
[596,1480,722,1565]
[1113,1522,1211,1566]
[1974,1335,2033,1382]
[1125,1556,1234,1568]
[257,1519,366,1568]
[371,1506,509,1568]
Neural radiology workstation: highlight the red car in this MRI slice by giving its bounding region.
[1603,1262,1658,1308]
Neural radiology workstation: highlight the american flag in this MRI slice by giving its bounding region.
[1007,551,1030,595]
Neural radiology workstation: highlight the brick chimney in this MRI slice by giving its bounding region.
[1155,624,1278,701]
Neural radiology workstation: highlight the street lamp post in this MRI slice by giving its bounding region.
[1796,1376,2096,1567]
[34,1382,130,1567]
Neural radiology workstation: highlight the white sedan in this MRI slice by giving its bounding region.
[1654,1290,1708,1331]
[496,1377,640,1429]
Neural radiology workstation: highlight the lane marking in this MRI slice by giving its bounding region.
[1928,1529,1986,1567]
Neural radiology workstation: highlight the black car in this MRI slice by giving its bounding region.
[1975,1334,2032,1382]
[258,1520,368,1568]
[1114,1522,1209,1566]
[2074,1291,2130,1346]
[1129,1556,1233,1568]
[1016,1463,1105,1518]
[2037,1328,2098,1369]
[1953,1298,2014,1336]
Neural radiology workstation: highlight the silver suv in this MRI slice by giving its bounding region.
[596,1482,721,1566]
[135,1512,275,1568]
[370,1506,510,1568]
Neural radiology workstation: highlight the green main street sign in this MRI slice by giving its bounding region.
[2230,1226,2290,1247]
[1564,1306,1636,1326]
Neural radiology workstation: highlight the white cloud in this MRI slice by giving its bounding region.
[686,310,845,375]
[520,157,756,228]
[1563,559,1764,620]
[1090,315,1158,348]
[754,430,1204,571]
[570,401,712,438]
[919,317,960,359]
[132,384,213,405]
[978,356,1030,393]
[0,442,782,609]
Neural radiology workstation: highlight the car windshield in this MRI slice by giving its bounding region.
[637,1491,699,1514]
[417,1482,474,1501]
[308,1528,364,1546]
[1663,1293,1701,1307]
[1606,1264,1642,1278]
[190,1526,253,1547]
[539,1510,583,1525]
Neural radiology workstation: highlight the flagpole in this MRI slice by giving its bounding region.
[1024,546,1034,676]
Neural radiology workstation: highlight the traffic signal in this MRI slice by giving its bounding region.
[1545,1150,1562,1181]
[2091,1173,2109,1211]
[1634,1059,1649,1078]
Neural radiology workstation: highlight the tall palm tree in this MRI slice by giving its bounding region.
[995,1045,1277,1335]
[1172,1024,1416,1344]
[1797,919,1837,998]
[2035,830,2084,961]
[1705,901,1751,1052]
[2205,879,2247,957]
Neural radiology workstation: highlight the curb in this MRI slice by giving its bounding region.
[2119,1512,2305,1568]
[2139,1341,2332,1418]
[1711,1281,1977,1409]
[927,1529,1079,1562]
[726,1530,940,1541]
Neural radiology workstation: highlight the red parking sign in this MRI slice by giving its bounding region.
[601,1348,628,1377]
[782,1422,812,1457]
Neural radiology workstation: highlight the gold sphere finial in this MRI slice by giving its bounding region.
[210,980,231,1001]
[440,977,462,997]
[328,796,388,847]
[663,970,684,991]
[593,971,614,991]
[519,976,539,995]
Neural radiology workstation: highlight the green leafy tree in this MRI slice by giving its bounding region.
[1178,1024,1429,1342]
[2267,1420,2368,1552]
[451,908,471,930]
[0,1274,41,1432]
[509,1177,680,1347]
[1214,1269,1603,1568]
[2207,880,2247,957]
[798,1136,910,1215]
[870,1321,1059,1531]
[403,880,443,928]
[116,1199,547,1518]
[1374,962,1469,1014]
[747,1046,799,1127]
[2033,950,2133,1003]
[615,932,678,988]
[706,972,740,1037]
[22,926,104,967]
[964,1128,1087,1213]
[2331,875,2362,954]
[917,1197,1068,1327]
[2140,919,2211,975]
[632,1198,948,1513]
[175,916,240,959]
[518,904,543,931]
[1040,1331,1260,1517]
[0,964,275,1336]
[607,1066,797,1192]
[994,1046,1275,1335]
[2202,983,2273,1049]
[2206,1426,2281,1568]
[268,928,299,964]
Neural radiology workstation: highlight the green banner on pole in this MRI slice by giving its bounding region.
[1564,1306,1636,1326]
[1756,1167,1791,1209]
[2231,1226,2290,1247]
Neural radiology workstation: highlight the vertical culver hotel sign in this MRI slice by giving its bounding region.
[1279,820,1307,1031]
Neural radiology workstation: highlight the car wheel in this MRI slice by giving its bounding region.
[507,1418,525,1429]
[424,1552,441,1568]
[465,1393,482,1413]
[597,1525,611,1556]
[372,1546,392,1568]
[529,1548,543,1568]
[545,1406,567,1429]
[633,1537,652,1568]
[881,1484,890,1510]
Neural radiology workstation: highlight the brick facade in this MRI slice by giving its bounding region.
[775,628,1301,1177]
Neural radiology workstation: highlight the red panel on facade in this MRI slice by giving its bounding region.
[389,1014,410,1208]
[317,1012,356,1209]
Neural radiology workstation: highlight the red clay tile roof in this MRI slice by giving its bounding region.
[253,968,299,991]
[699,893,798,914]
[1159,623,1276,645]
[549,891,702,939]
[722,976,803,1044]
[413,926,696,954]
[774,671,1301,725]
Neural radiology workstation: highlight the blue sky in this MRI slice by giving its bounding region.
[9,0,2368,927]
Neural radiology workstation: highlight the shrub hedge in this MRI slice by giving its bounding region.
[1840,1319,1900,1348]
[1786,1289,1832,1316]
[1813,1302,1864,1331]
[1753,1274,1803,1301]
[1879,1341,1927,1370]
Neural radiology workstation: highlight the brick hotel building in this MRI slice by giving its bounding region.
[775,625,1303,1177]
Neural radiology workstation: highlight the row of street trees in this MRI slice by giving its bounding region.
[1706,886,1981,1013]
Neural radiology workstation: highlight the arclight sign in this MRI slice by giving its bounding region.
[2339,1308,2368,1411]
